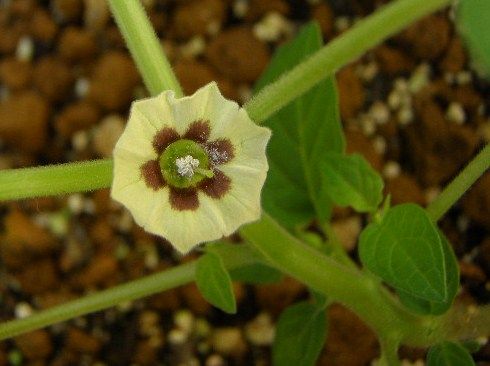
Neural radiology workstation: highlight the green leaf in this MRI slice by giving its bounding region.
[272,301,327,366]
[321,153,384,213]
[457,0,490,77]
[196,252,236,313]
[427,342,475,366]
[398,231,459,315]
[230,263,283,284]
[359,204,447,302]
[255,22,345,229]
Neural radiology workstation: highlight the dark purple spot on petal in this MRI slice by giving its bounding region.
[183,120,210,143]
[199,169,231,199]
[169,188,199,211]
[153,127,180,154]
[141,160,166,191]
[205,139,235,165]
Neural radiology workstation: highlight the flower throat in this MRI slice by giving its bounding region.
[159,139,214,189]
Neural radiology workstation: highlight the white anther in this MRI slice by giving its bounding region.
[176,155,200,178]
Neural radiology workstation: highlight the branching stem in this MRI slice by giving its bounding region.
[1,0,486,353]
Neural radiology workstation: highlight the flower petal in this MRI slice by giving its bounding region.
[133,92,177,130]
[207,104,256,142]
[169,82,239,136]
[112,147,164,230]
[112,148,146,190]
[215,164,267,234]
[114,107,159,160]
[169,188,199,211]
[205,139,235,165]
[199,169,231,199]
[112,179,159,228]
[183,120,211,143]
[225,123,271,171]
[152,127,180,155]
[144,192,224,254]
[141,160,166,190]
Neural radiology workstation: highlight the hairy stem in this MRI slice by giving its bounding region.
[241,214,430,345]
[0,160,112,201]
[0,0,477,347]
[242,214,487,347]
[0,263,194,340]
[244,0,451,123]
[0,213,422,343]
[108,0,183,97]
[427,144,490,222]
[0,244,258,340]
[0,0,455,202]
[2,215,487,346]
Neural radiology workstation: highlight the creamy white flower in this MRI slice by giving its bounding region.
[111,82,271,253]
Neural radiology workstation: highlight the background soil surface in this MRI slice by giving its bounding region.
[0,0,489,365]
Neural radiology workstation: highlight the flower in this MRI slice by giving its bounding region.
[111,82,271,253]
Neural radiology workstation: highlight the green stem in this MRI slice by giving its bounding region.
[108,0,183,97]
[0,244,259,340]
[2,214,488,346]
[0,160,113,201]
[0,0,479,351]
[244,0,451,123]
[0,0,455,202]
[240,213,432,346]
[0,214,416,342]
[426,144,490,222]
[0,263,194,340]
[2,141,484,212]
[378,336,401,366]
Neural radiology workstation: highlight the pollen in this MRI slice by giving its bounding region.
[176,155,200,178]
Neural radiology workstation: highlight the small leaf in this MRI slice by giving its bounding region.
[398,231,459,315]
[427,342,475,366]
[196,252,236,313]
[230,263,283,284]
[359,204,447,302]
[256,22,345,229]
[457,0,490,77]
[321,153,384,213]
[272,301,327,366]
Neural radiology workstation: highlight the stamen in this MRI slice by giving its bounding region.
[176,155,200,178]
[195,167,214,178]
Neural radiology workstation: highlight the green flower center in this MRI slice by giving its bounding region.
[159,139,214,188]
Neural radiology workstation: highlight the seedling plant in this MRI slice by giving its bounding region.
[0,0,489,365]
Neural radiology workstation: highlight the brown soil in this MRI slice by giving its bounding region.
[0,0,488,365]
